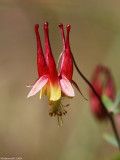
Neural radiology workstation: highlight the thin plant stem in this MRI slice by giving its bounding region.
[72,54,120,150]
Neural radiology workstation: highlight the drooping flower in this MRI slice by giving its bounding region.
[89,65,115,120]
[27,23,61,101]
[46,23,86,125]
[27,22,80,125]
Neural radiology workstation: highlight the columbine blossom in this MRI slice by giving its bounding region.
[27,23,61,100]
[27,22,82,125]
[89,65,115,120]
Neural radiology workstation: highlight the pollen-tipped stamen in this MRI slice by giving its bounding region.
[48,99,68,125]
[57,116,63,126]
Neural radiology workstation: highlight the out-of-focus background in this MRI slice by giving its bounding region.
[0,0,120,160]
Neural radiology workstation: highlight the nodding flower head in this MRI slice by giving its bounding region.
[27,22,84,125]
[89,65,115,120]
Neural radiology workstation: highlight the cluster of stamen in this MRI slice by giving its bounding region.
[48,99,69,126]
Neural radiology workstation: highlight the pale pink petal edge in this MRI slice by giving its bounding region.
[27,75,48,98]
[59,75,75,97]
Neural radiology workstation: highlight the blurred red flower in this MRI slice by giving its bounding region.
[89,65,115,120]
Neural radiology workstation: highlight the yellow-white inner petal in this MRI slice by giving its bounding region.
[46,81,61,101]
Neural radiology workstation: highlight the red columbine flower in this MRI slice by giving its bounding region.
[27,23,61,100]
[89,65,115,120]
[27,22,80,125]
[27,22,75,99]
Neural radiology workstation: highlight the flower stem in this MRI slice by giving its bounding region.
[72,54,120,150]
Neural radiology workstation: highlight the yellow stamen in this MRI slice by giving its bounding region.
[48,99,68,126]
[48,101,52,105]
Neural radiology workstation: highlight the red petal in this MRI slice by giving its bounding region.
[44,22,58,84]
[59,23,65,50]
[90,97,107,120]
[65,25,71,50]
[59,24,73,82]
[35,24,48,77]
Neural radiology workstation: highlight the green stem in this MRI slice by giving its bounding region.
[72,54,120,150]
